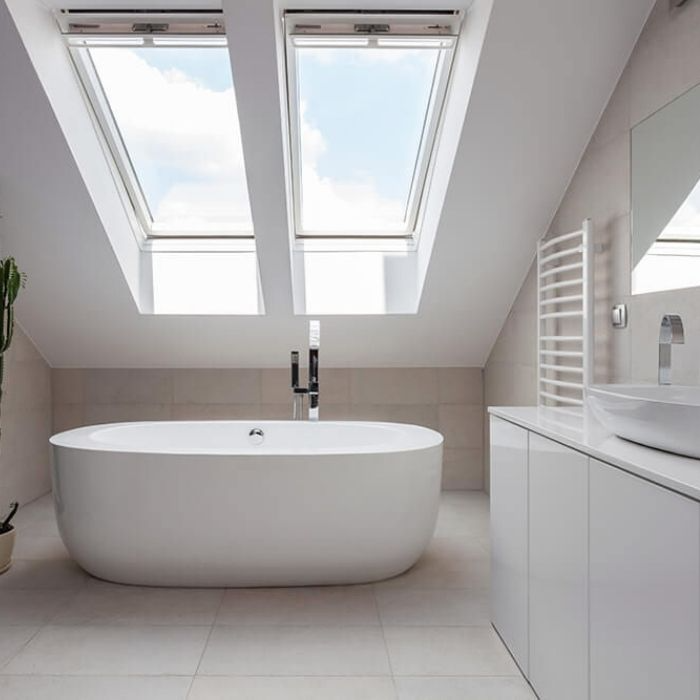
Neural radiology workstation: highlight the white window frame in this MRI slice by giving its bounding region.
[59,11,255,242]
[283,11,461,243]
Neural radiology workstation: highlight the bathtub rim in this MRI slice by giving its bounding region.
[49,419,444,456]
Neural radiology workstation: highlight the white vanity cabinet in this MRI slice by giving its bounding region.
[489,416,529,674]
[528,433,588,700]
[489,409,700,700]
[589,459,700,700]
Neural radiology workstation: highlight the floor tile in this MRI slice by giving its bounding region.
[188,676,396,700]
[12,495,55,528]
[0,559,89,590]
[0,590,76,625]
[216,586,379,626]
[199,626,391,676]
[0,676,191,700]
[376,589,490,626]
[54,582,223,626]
[12,535,70,561]
[395,676,536,699]
[374,554,490,591]
[384,626,518,676]
[4,625,210,675]
[0,627,39,668]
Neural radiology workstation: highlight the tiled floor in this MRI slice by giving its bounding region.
[0,492,535,699]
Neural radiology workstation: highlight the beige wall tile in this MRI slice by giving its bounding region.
[173,369,260,405]
[442,449,484,490]
[260,369,290,405]
[437,368,483,405]
[350,368,438,405]
[171,404,263,421]
[0,326,52,505]
[83,369,173,405]
[439,405,483,449]
[347,404,440,431]
[83,403,172,425]
[52,404,85,434]
[51,369,84,405]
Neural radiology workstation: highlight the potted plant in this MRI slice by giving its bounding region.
[0,257,25,574]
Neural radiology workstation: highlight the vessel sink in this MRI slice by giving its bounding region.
[588,384,700,459]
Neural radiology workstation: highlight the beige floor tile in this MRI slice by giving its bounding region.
[54,582,224,626]
[12,535,70,561]
[384,626,518,676]
[199,626,391,676]
[0,626,39,668]
[216,586,379,626]
[0,559,90,590]
[395,676,536,699]
[376,589,490,626]
[4,625,210,675]
[188,676,396,700]
[0,676,191,700]
[0,590,76,625]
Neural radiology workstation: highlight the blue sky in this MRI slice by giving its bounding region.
[297,47,438,204]
[136,46,232,92]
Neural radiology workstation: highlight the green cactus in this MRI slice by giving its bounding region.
[0,258,26,432]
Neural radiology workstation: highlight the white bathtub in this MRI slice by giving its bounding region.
[50,421,443,587]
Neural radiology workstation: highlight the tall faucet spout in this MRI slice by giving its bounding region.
[658,314,684,385]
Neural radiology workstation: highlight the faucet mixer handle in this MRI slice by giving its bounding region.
[291,350,300,389]
[660,314,685,344]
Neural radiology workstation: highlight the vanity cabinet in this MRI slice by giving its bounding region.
[490,412,700,700]
[589,459,700,700]
[528,433,588,700]
[489,417,529,674]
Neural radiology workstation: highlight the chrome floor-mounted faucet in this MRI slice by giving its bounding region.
[291,320,320,421]
[658,314,684,385]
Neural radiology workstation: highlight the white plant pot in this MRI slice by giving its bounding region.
[0,527,15,574]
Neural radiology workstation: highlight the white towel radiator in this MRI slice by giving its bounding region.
[537,219,594,407]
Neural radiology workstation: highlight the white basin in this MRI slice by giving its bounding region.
[588,384,700,459]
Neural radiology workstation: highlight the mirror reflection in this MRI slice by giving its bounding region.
[632,81,700,295]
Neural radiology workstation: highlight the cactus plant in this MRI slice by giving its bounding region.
[0,258,26,436]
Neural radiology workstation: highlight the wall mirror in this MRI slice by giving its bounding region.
[632,81,700,295]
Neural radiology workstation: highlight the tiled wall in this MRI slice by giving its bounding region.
[52,367,485,490]
[484,0,700,482]
[0,325,52,504]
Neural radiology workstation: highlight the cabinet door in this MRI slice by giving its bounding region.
[528,433,588,700]
[490,416,529,673]
[590,459,700,700]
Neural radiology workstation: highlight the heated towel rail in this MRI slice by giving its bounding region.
[537,219,593,407]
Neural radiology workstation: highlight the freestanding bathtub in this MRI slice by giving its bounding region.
[50,421,443,587]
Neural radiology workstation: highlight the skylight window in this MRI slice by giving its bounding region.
[284,13,460,239]
[63,14,253,239]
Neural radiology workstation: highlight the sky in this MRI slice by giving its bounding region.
[89,43,439,235]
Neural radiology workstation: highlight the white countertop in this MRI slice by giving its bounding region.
[489,406,700,501]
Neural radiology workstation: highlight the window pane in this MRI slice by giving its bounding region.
[296,46,440,234]
[89,46,252,234]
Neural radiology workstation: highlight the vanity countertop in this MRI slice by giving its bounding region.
[489,406,700,501]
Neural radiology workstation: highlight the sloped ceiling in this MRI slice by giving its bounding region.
[0,0,653,368]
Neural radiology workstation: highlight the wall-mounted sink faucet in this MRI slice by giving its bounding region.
[291,320,320,421]
[658,314,684,385]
